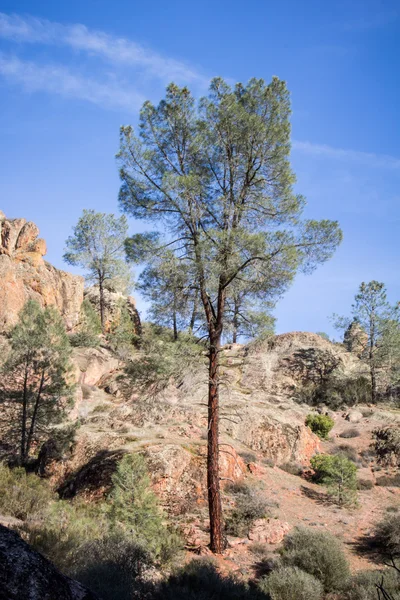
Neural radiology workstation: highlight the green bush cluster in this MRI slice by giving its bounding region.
[258,565,323,600]
[298,376,371,410]
[373,427,400,467]
[343,569,400,600]
[305,413,335,439]
[225,484,271,537]
[0,464,55,520]
[310,453,358,506]
[70,299,101,348]
[280,527,350,592]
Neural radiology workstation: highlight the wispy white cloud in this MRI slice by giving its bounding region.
[292,140,400,170]
[0,54,145,111]
[0,13,207,86]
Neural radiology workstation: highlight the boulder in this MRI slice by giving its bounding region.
[345,410,363,423]
[0,212,84,333]
[248,518,291,544]
[0,524,98,599]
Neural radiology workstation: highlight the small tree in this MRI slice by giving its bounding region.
[117,78,342,552]
[334,282,400,402]
[108,453,181,562]
[0,300,73,465]
[64,210,131,333]
[137,251,197,340]
[373,427,400,468]
[311,453,358,506]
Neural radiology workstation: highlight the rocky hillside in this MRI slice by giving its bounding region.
[0,211,84,332]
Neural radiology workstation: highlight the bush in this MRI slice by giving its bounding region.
[305,414,334,439]
[310,454,358,506]
[373,427,400,467]
[331,444,360,465]
[373,514,400,560]
[297,376,371,410]
[70,299,101,347]
[0,464,54,520]
[339,428,361,438]
[155,559,263,600]
[258,566,323,600]
[279,462,303,476]
[225,487,271,537]
[281,527,350,592]
[343,569,400,600]
[73,535,153,600]
[376,474,400,487]
[108,453,183,564]
[357,478,374,490]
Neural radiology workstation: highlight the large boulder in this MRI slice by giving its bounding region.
[0,212,84,333]
[0,524,98,599]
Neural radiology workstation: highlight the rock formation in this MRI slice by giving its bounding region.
[84,285,141,337]
[0,211,84,333]
[0,524,98,600]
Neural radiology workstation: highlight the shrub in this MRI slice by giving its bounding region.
[108,453,183,564]
[72,535,153,600]
[305,414,334,439]
[357,478,374,490]
[343,569,400,600]
[279,462,303,476]
[376,474,400,487]
[225,487,271,537]
[258,566,323,600]
[310,453,358,506]
[156,559,262,600]
[239,451,257,463]
[70,299,101,347]
[0,464,54,520]
[373,514,400,560]
[331,444,360,464]
[373,427,400,467]
[339,428,361,438]
[281,527,350,592]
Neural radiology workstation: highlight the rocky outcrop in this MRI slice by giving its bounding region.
[84,286,141,336]
[0,211,84,332]
[0,524,98,600]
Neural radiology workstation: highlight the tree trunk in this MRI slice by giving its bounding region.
[26,370,45,459]
[370,365,377,403]
[20,366,29,465]
[99,277,105,334]
[232,298,239,344]
[207,331,226,553]
[189,294,198,334]
[173,298,178,341]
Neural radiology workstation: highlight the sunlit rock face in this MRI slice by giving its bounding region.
[0,211,84,333]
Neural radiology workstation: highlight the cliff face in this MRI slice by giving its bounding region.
[0,211,84,332]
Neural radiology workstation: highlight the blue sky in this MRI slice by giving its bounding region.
[0,0,399,338]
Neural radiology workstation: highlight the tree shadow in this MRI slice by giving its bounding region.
[57,449,125,499]
[300,484,332,506]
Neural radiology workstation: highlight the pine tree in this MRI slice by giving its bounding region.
[0,300,73,465]
[64,210,132,333]
[117,78,342,552]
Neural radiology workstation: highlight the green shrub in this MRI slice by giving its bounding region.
[279,462,303,476]
[373,427,400,467]
[343,569,400,600]
[72,535,152,600]
[225,487,271,537]
[258,566,323,600]
[331,444,360,465]
[305,414,334,439]
[340,428,361,438]
[156,559,263,600]
[310,453,358,506]
[108,453,182,564]
[373,514,400,561]
[281,527,350,592]
[70,299,101,347]
[0,464,54,520]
